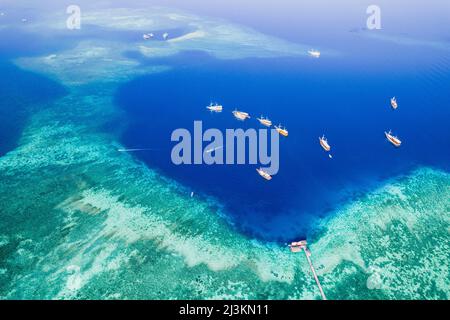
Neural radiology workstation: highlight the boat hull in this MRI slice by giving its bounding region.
[391,98,398,110]
[233,111,250,121]
[319,139,331,152]
[207,107,222,112]
[257,119,272,127]
[275,127,288,137]
[256,169,272,180]
[385,132,401,147]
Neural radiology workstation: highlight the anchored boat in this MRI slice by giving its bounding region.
[319,135,331,152]
[257,116,272,127]
[232,110,250,121]
[391,97,398,110]
[308,49,321,58]
[206,102,223,113]
[275,124,288,137]
[385,130,402,147]
[142,33,154,40]
[256,168,272,180]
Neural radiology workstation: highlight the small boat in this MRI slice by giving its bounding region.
[206,102,223,112]
[142,33,154,40]
[390,97,398,110]
[21,18,27,23]
[275,124,289,137]
[319,135,331,152]
[385,130,402,147]
[308,49,321,58]
[163,32,169,40]
[232,110,250,121]
[257,116,272,127]
[256,168,272,181]
[205,146,223,154]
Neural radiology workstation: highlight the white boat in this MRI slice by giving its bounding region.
[206,102,223,113]
[205,146,223,154]
[390,97,398,110]
[385,130,401,147]
[308,49,321,58]
[319,135,331,152]
[275,124,289,137]
[256,168,272,181]
[257,116,272,127]
[21,18,27,23]
[142,33,154,40]
[232,110,250,121]
[163,32,169,40]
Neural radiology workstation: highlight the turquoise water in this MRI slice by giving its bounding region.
[0,2,449,299]
[0,62,66,156]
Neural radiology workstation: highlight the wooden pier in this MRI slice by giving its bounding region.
[289,240,327,300]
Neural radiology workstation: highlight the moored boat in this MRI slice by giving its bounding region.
[308,49,321,58]
[257,116,272,127]
[256,168,272,180]
[319,135,331,152]
[206,102,223,112]
[391,97,398,109]
[232,110,250,121]
[385,130,402,147]
[275,124,288,137]
[142,33,154,40]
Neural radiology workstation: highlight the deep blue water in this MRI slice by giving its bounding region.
[117,45,450,240]
[1,1,449,241]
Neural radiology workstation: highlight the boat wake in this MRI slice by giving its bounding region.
[117,148,158,152]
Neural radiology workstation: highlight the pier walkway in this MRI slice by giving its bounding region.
[289,240,327,300]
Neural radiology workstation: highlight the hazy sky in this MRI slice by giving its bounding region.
[2,0,449,41]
